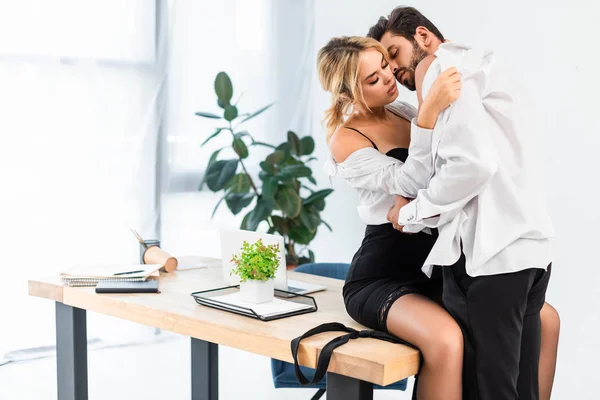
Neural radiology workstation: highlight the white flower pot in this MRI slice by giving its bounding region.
[239,278,274,304]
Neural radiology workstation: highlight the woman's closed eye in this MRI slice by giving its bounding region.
[369,63,390,85]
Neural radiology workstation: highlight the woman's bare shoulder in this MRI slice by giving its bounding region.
[329,125,375,163]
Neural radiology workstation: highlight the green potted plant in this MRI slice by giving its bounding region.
[195,72,334,268]
[230,239,281,303]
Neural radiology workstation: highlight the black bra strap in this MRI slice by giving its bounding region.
[290,322,417,385]
[345,127,378,150]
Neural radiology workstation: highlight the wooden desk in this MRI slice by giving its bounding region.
[28,258,420,400]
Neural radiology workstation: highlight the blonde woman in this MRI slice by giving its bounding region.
[318,36,560,400]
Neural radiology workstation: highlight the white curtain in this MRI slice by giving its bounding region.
[160,0,316,256]
[0,0,163,364]
[0,0,315,364]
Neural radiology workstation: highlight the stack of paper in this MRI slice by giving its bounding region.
[60,264,162,287]
[208,292,313,317]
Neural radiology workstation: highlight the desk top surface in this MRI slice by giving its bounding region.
[29,258,420,385]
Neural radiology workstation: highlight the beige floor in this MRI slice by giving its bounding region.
[0,334,414,400]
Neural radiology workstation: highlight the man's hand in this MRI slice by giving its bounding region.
[387,196,410,231]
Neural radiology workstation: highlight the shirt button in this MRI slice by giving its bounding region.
[407,215,414,221]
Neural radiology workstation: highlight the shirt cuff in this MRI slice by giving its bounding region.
[398,198,419,226]
[410,118,434,147]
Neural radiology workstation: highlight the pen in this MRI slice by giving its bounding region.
[114,270,145,276]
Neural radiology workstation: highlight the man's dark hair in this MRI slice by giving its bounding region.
[367,7,444,43]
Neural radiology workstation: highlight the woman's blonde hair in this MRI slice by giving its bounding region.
[317,36,388,141]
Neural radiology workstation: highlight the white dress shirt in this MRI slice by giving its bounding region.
[323,101,433,225]
[398,42,555,277]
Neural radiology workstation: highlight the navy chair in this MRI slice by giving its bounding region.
[270,262,409,400]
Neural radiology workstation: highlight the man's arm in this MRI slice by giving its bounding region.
[329,130,432,199]
[329,112,433,199]
[398,73,498,231]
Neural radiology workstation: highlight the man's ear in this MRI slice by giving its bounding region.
[415,26,432,49]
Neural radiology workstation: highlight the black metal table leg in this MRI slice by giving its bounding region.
[326,372,373,400]
[55,302,88,400]
[191,338,218,400]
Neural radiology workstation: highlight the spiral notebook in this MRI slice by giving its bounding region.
[60,264,162,287]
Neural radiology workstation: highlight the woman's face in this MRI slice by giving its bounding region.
[357,48,398,108]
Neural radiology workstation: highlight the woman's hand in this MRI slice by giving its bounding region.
[387,196,411,231]
[418,67,462,129]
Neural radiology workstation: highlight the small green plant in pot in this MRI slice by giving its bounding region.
[230,239,281,304]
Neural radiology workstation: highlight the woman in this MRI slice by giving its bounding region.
[317,36,560,400]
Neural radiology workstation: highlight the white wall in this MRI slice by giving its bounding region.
[309,1,600,398]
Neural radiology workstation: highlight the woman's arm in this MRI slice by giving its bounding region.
[328,67,462,198]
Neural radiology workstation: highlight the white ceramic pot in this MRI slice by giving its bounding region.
[239,278,275,304]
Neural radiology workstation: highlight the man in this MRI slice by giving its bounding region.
[368,7,555,400]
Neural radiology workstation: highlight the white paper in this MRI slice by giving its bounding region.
[61,264,162,279]
[209,292,312,317]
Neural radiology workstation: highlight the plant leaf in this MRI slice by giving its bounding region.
[307,176,317,185]
[288,131,302,156]
[298,207,320,231]
[239,103,274,124]
[224,105,238,122]
[214,72,233,105]
[300,136,315,155]
[313,198,326,211]
[245,197,275,231]
[288,224,316,245]
[275,186,302,218]
[241,211,251,230]
[270,215,285,235]
[303,189,334,206]
[195,111,221,119]
[276,142,291,158]
[258,170,272,181]
[225,173,251,193]
[211,195,226,218]
[283,156,302,166]
[309,250,315,262]
[300,184,315,193]
[232,137,249,159]
[266,150,286,165]
[201,128,224,147]
[235,131,250,139]
[205,159,238,191]
[261,176,278,199]
[321,219,333,232]
[276,171,295,184]
[259,161,275,175]
[280,164,312,178]
[199,148,224,190]
[305,157,318,163]
[225,192,255,215]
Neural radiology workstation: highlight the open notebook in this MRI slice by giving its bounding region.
[60,264,162,287]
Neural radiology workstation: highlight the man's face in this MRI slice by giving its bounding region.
[379,32,428,91]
